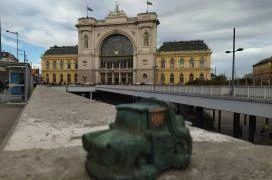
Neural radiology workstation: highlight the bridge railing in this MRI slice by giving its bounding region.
[96,85,272,100]
[233,86,272,99]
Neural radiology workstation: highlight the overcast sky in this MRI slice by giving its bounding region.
[1,0,272,77]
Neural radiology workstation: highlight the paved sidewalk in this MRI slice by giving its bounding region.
[0,89,25,147]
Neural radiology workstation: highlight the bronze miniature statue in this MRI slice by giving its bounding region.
[82,98,192,180]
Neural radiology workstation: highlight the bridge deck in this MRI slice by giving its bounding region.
[95,86,272,119]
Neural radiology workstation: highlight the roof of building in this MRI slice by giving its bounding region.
[158,40,210,51]
[0,51,18,62]
[253,56,272,66]
[43,46,78,55]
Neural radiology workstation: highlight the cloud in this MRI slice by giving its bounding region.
[31,63,41,70]
[1,0,272,77]
[2,37,17,49]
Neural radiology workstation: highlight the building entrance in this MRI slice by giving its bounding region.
[100,34,133,84]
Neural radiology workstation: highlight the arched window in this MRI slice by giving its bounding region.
[189,73,194,81]
[170,73,174,84]
[161,73,165,84]
[100,34,134,84]
[82,74,87,82]
[53,61,57,69]
[67,74,71,83]
[67,61,71,69]
[170,58,175,68]
[60,60,64,69]
[46,61,49,69]
[200,56,205,68]
[189,57,194,68]
[179,73,184,84]
[60,74,63,82]
[199,73,204,80]
[143,32,149,46]
[53,73,56,83]
[161,59,165,68]
[75,73,77,82]
[83,34,88,48]
[179,58,184,68]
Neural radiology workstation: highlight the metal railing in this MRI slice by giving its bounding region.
[96,85,272,100]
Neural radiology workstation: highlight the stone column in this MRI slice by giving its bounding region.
[195,106,204,128]
[218,110,221,133]
[112,72,114,84]
[126,73,129,84]
[105,73,108,84]
[249,115,256,143]
[233,113,241,138]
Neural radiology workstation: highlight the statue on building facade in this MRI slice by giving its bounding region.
[108,1,126,17]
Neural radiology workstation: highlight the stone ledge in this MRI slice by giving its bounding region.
[1,142,272,180]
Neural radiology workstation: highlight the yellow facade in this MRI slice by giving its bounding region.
[253,57,272,84]
[41,54,78,84]
[156,50,211,84]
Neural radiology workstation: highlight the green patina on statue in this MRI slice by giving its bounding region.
[82,98,192,180]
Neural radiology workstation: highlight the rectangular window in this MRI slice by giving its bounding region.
[200,56,205,68]
[170,59,175,68]
[179,58,184,68]
[161,60,165,68]
[53,62,57,69]
[190,57,194,68]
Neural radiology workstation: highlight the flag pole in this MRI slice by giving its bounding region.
[87,5,88,17]
[146,0,148,13]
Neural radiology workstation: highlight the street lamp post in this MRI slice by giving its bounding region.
[152,65,158,91]
[19,49,26,63]
[6,30,18,61]
[225,28,244,96]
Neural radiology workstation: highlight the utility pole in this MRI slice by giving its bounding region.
[6,30,19,61]
[225,28,244,96]
[232,28,235,95]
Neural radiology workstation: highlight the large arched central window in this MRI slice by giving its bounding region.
[101,34,133,57]
[100,34,133,69]
[100,34,134,84]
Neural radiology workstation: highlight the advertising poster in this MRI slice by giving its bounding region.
[10,72,24,84]
[9,72,25,96]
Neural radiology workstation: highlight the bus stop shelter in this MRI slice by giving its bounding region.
[0,61,32,102]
